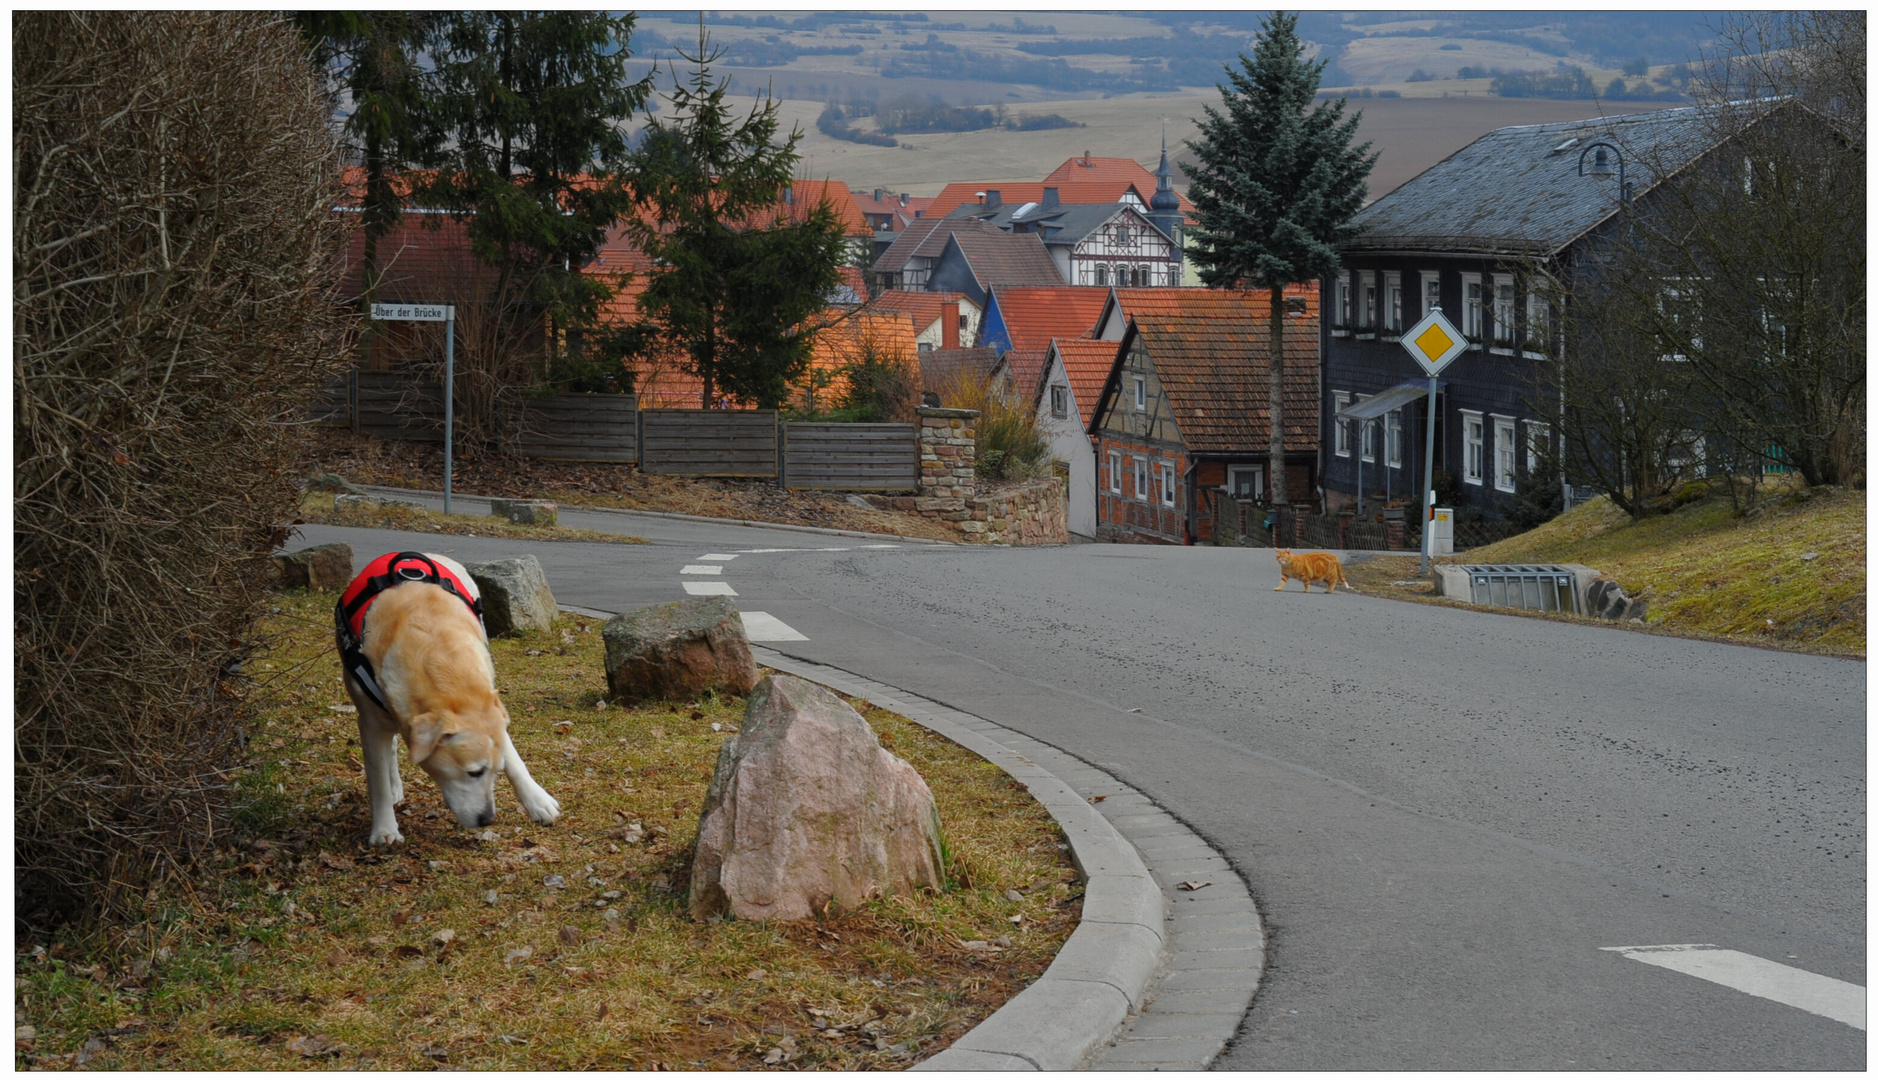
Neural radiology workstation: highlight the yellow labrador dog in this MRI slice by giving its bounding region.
[336,551,559,846]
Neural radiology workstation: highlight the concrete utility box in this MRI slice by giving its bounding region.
[1428,507,1454,555]
[1434,563,1599,614]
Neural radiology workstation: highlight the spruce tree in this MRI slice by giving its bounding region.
[1184,12,1374,507]
[621,27,848,409]
[420,12,652,360]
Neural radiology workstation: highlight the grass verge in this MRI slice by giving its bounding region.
[297,491,647,545]
[15,590,1078,1070]
[1342,482,1865,657]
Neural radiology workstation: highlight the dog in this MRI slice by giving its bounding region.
[336,552,560,846]
[1273,548,1351,594]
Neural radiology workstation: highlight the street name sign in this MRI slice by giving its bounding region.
[1401,308,1468,376]
[370,303,454,322]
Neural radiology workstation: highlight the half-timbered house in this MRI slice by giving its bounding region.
[1090,297,1320,544]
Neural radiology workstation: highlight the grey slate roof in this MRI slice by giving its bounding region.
[1344,106,1727,258]
[949,201,1173,248]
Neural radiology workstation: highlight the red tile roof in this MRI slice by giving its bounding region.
[869,290,968,334]
[987,286,1110,352]
[793,310,921,412]
[926,180,1158,218]
[1044,153,1195,215]
[920,347,1002,395]
[999,348,1051,403]
[1115,304,1321,455]
[1096,284,1320,338]
[1047,337,1121,428]
[335,214,496,305]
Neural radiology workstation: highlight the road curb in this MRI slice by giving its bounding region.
[349,483,957,546]
[747,646,1264,1071]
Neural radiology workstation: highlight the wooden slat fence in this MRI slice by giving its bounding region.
[782,423,917,491]
[504,393,638,463]
[640,409,778,477]
[307,372,352,428]
[354,370,444,441]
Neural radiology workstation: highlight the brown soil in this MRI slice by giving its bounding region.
[303,429,959,543]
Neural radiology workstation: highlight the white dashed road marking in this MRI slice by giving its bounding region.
[697,554,738,561]
[1603,944,1866,1031]
[682,581,736,597]
[738,612,809,642]
[680,564,723,575]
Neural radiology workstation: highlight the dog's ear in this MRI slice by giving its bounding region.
[407,714,455,766]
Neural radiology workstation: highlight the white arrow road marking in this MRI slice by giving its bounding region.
[680,564,723,575]
[738,612,808,642]
[682,581,736,597]
[1602,944,1865,1031]
[697,554,738,561]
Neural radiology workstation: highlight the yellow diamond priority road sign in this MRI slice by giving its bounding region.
[1402,307,1468,376]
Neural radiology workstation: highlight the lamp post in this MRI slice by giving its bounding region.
[1576,140,1632,208]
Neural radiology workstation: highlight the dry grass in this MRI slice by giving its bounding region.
[14,591,1078,1070]
[1342,483,1866,657]
[304,429,962,543]
[297,491,647,546]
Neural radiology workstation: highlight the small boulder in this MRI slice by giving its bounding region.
[305,473,364,495]
[689,675,945,922]
[602,597,756,704]
[333,493,422,513]
[1587,578,1647,622]
[463,555,556,637]
[272,542,353,592]
[490,498,558,527]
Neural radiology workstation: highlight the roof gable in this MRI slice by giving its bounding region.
[1046,337,1121,428]
[984,286,1109,353]
[940,228,1064,291]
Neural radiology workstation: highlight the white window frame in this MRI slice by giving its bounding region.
[1385,409,1403,469]
[1360,271,1377,329]
[1132,375,1146,411]
[1333,391,1352,457]
[1358,396,1376,463]
[1050,383,1068,418]
[1492,415,1517,492]
[1227,466,1262,501]
[1421,271,1442,320]
[1133,456,1150,502]
[1108,450,1122,493]
[1493,276,1517,344]
[1094,264,1108,287]
[1524,421,1550,475]
[1384,271,1402,332]
[1461,409,1485,486]
[1461,273,1485,339]
[1160,459,1177,507]
[1336,271,1352,328]
[1525,293,1550,351]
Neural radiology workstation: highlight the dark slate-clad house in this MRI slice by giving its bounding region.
[1322,106,1723,519]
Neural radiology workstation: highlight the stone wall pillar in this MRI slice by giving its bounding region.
[916,406,978,504]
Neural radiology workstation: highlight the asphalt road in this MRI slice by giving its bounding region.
[291,502,1866,1069]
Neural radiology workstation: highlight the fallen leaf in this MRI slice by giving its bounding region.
[321,948,348,967]
[318,851,355,871]
[744,968,767,981]
[391,945,422,960]
[595,1003,610,1021]
[1177,880,1213,892]
[74,1036,108,1066]
[504,947,532,966]
[498,1034,528,1045]
[1089,794,1107,803]
[559,925,581,947]
[432,929,456,947]
[419,1042,448,1061]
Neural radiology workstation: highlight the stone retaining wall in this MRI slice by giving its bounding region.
[861,406,1068,545]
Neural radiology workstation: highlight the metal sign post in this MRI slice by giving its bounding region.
[368,303,456,513]
[1399,306,1468,574]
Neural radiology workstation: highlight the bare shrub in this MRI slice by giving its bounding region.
[932,370,1051,480]
[14,12,350,929]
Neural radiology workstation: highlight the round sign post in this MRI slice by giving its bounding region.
[368,303,457,513]
[1399,306,1469,574]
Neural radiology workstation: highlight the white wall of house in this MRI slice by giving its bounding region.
[1038,352,1097,539]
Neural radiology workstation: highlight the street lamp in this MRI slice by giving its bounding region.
[1576,140,1631,208]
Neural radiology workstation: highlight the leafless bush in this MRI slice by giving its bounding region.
[14,12,350,929]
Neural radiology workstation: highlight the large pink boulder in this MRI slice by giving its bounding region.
[689,675,945,921]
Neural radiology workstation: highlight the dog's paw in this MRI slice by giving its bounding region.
[521,791,562,826]
[368,826,406,847]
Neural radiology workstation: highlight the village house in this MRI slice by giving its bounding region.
[1089,292,1319,544]
[1035,336,1121,539]
[1322,106,1730,520]
[868,289,981,352]
[870,217,1064,307]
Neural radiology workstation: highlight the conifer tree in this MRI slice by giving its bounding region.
[620,27,848,409]
[1184,12,1374,507]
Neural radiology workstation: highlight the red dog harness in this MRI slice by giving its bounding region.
[335,551,484,711]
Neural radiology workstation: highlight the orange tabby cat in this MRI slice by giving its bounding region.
[1273,548,1350,593]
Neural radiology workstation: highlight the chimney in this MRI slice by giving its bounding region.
[898,193,908,206]
[1083,150,1092,168]
[874,188,886,201]
[941,301,960,349]
[1043,186,1060,207]
[983,189,1001,207]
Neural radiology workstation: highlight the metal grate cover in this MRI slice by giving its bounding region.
[1460,565,1580,614]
